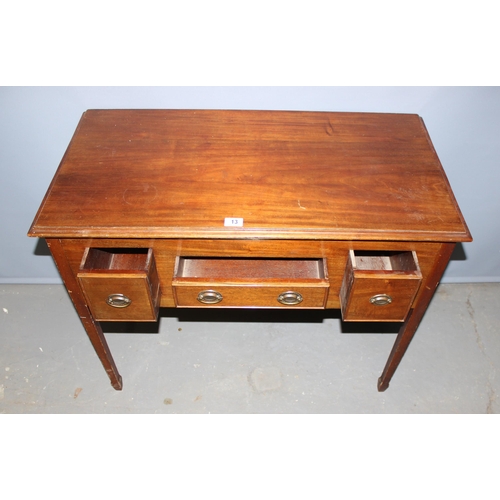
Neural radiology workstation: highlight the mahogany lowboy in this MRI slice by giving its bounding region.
[28,110,471,391]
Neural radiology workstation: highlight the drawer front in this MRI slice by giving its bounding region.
[340,276,421,321]
[173,285,328,308]
[79,275,160,321]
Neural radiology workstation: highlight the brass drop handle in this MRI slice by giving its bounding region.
[106,293,132,308]
[277,291,303,306]
[197,290,223,304]
[370,294,392,306]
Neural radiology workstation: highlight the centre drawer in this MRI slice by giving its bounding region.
[172,257,329,308]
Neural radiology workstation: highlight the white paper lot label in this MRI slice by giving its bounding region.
[224,218,244,227]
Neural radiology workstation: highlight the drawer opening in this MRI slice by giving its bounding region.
[175,257,327,281]
[172,257,329,308]
[80,248,152,272]
[78,247,160,321]
[340,250,422,322]
[351,250,419,273]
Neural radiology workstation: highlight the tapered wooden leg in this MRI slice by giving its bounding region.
[377,243,456,392]
[46,238,123,390]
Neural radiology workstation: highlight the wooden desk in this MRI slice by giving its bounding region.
[28,110,472,391]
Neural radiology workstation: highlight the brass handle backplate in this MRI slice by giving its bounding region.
[106,293,132,308]
[197,290,223,304]
[277,291,303,306]
[370,294,392,306]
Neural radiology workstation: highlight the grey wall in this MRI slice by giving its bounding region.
[1,86,498,283]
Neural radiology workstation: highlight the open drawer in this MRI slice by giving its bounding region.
[172,257,329,308]
[340,250,422,322]
[77,248,161,321]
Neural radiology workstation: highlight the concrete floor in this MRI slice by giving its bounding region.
[0,283,498,413]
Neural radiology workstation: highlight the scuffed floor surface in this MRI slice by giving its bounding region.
[0,283,498,413]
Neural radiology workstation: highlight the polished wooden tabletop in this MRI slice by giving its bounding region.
[29,109,471,242]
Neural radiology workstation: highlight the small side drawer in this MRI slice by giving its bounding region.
[172,257,329,308]
[77,248,161,321]
[340,250,422,322]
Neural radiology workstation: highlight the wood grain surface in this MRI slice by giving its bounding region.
[28,110,471,242]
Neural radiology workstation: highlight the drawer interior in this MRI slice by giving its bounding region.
[175,257,327,282]
[351,250,420,274]
[80,247,151,272]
